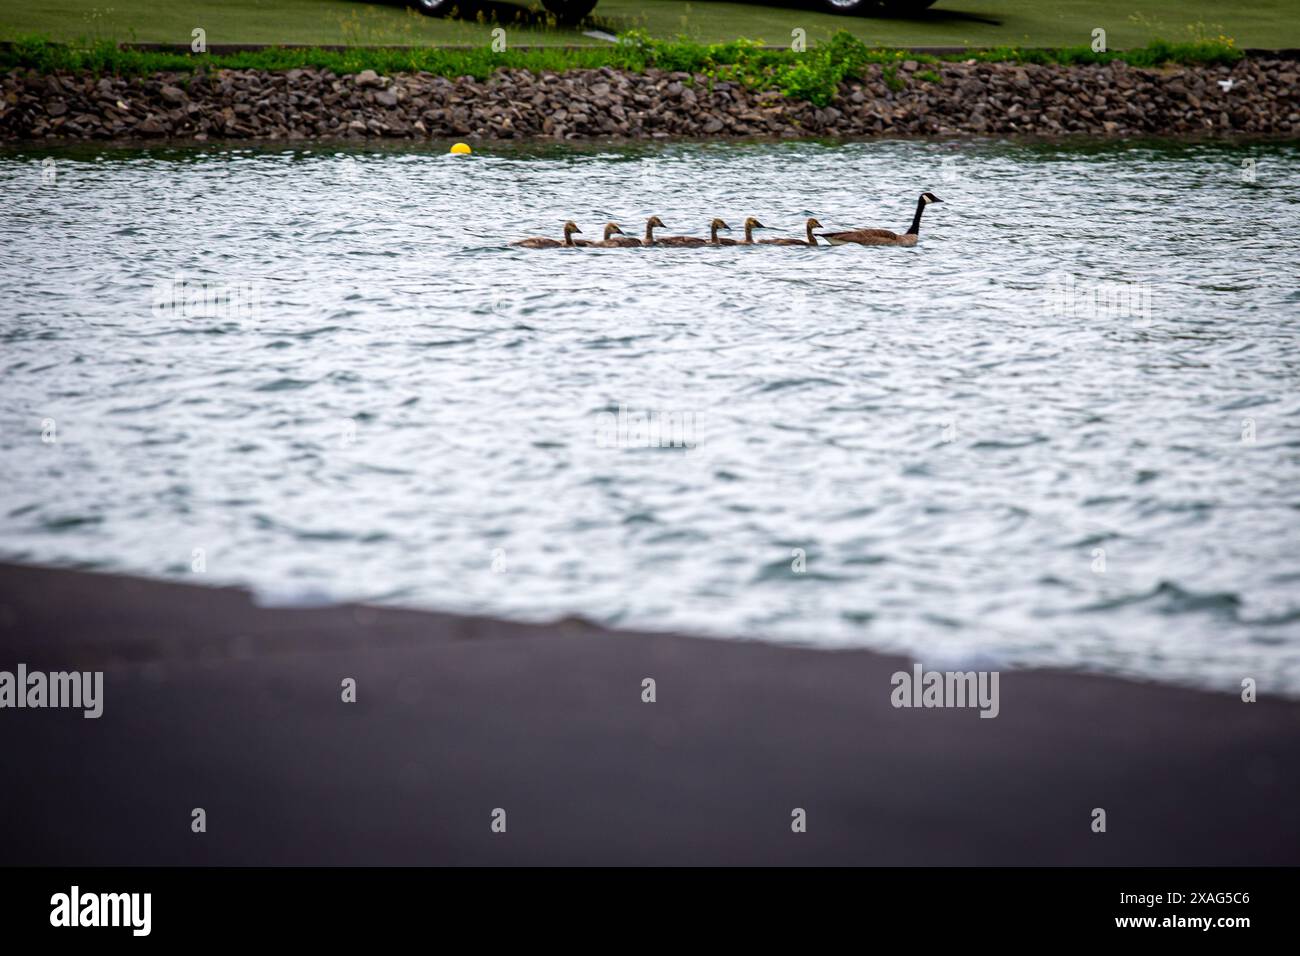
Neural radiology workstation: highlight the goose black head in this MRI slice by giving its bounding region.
[920,193,943,204]
[744,217,766,229]
[563,220,582,235]
[647,215,665,228]
[711,218,731,231]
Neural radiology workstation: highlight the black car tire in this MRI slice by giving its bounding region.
[820,0,875,12]
[820,0,937,13]
[542,0,599,25]
[411,0,468,16]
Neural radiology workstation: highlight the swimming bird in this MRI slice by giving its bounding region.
[707,218,732,245]
[655,220,709,247]
[597,225,642,248]
[575,222,639,247]
[718,217,768,245]
[759,218,823,246]
[640,215,667,246]
[818,194,943,247]
[512,221,582,248]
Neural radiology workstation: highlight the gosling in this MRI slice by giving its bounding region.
[759,218,823,246]
[512,221,582,248]
[575,222,640,248]
[655,221,709,247]
[718,217,767,245]
[639,215,666,246]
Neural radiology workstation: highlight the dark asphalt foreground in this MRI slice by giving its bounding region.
[0,561,1297,866]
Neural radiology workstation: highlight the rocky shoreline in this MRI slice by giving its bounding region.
[2,56,1298,143]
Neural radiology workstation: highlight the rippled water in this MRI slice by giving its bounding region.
[2,137,1299,693]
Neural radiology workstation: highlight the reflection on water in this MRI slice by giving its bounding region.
[2,137,1299,693]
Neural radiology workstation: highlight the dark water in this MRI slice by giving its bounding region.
[2,137,1298,693]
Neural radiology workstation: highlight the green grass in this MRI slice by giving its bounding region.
[0,0,1298,50]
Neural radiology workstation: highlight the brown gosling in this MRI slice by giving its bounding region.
[707,218,732,245]
[655,220,709,247]
[759,218,824,246]
[575,222,640,247]
[512,221,582,248]
[597,224,643,248]
[718,216,767,246]
[818,194,943,247]
[640,215,667,246]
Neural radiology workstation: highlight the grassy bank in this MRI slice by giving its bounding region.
[1,0,1298,50]
[0,32,1245,107]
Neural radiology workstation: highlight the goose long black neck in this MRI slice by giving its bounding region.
[906,196,927,236]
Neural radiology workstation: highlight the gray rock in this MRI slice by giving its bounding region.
[353,70,388,89]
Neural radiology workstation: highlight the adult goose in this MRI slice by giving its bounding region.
[575,222,640,247]
[818,193,942,247]
[718,217,767,246]
[759,218,823,246]
[512,221,582,248]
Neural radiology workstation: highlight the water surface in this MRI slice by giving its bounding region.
[2,138,1298,694]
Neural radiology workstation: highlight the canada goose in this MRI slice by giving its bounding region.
[597,225,642,248]
[708,218,732,245]
[818,193,943,247]
[640,215,666,246]
[575,222,639,247]
[655,220,709,247]
[718,217,767,245]
[759,218,823,246]
[512,221,582,248]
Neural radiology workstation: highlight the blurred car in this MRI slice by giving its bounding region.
[410,0,936,25]
[411,0,598,25]
[822,0,937,12]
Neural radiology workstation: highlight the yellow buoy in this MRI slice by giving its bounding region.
[450,142,472,155]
